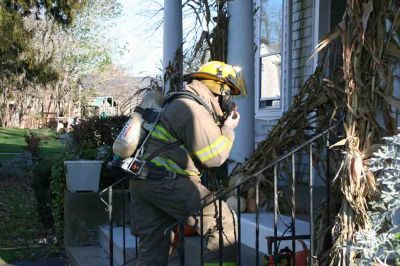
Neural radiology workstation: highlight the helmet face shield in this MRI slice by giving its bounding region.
[226,71,247,96]
[236,76,248,97]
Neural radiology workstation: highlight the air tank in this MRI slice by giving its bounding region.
[113,90,165,159]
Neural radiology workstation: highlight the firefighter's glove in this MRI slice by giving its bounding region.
[223,109,240,130]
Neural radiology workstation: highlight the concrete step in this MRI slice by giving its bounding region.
[240,212,310,254]
[96,229,267,266]
[66,245,109,266]
[66,242,265,266]
[182,235,265,266]
[98,213,309,266]
[98,225,138,266]
[98,225,182,266]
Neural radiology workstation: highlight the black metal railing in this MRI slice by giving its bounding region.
[163,119,343,266]
[100,118,342,266]
[99,176,138,266]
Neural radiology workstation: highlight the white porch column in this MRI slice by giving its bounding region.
[227,0,255,165]
[163,0,183,92]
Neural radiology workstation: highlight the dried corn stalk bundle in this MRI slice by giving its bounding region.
[330,0,399,265]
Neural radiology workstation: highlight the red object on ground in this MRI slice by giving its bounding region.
[171,225,198,254]
[294,250,307,266]
[267,243,308,266]
[183,224,198,236]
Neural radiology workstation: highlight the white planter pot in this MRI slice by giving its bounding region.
[64,160,103,192]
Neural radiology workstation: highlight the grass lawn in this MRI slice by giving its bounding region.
[0,128,65,160]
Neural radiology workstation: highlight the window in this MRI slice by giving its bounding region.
[257,0,284,111]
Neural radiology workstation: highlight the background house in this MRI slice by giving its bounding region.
[81,68,144,117]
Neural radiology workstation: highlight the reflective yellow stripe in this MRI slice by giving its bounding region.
[156,125,177,141]
[150,156,198,176]
[148,125,198,176]
[150,126,188,153]
[195,136,232,163]
[151,125,177,142]
[151,131,169,142]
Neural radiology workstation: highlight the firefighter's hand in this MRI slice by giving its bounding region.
[224,110,240,130]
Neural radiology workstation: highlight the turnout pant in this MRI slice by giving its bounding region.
[129,176,237,266]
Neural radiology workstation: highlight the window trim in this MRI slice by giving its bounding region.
[254,0,287,119]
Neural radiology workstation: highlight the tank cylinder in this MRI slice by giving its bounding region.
[112,90,165,159]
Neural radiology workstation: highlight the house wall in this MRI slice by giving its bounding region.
[255,0,316,147]
[290,0,315,99]
[254,0,348,189]
[255,118,278,145]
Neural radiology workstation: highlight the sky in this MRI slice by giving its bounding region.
[109,0,163,77]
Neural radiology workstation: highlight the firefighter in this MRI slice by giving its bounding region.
[129,61,246,266]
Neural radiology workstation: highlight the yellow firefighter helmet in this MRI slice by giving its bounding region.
[183,61,247,96]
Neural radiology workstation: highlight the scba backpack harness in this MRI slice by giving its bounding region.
[115,91,218,179]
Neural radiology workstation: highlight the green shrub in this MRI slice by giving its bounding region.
[49,155,69,239]
[70,115,128,154]
[31,159,54,229]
